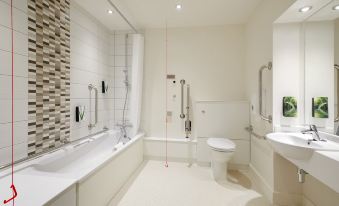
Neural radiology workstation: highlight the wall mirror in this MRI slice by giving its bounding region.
[303,0,339,134]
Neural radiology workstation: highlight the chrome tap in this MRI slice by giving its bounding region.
[301,125,326,142]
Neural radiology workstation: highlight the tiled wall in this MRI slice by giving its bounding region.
[111,31,133,128]
[27,0,71,155]
[0,0,133,165]
[69,2,115,140]
[0,0,28,165]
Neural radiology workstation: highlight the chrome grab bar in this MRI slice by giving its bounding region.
[259,62,272,123]
[180,79,186,119]
[88,84,98,129]
[245,126,266,140]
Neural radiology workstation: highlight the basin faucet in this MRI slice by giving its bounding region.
[301,125,325,142]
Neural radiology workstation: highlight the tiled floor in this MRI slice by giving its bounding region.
[109,160,271,206]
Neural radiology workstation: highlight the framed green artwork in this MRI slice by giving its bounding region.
[312,97,328,118]
[283,96,297,117]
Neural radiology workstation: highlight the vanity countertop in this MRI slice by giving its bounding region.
[288,150,339,193]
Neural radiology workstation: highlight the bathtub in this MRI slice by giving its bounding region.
[0,130,144,206]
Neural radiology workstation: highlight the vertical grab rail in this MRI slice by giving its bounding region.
[259,62,273,123]
[88,84,98,129]
[180,79,186,119]
[335,64,339,123]
[185,85,192,138]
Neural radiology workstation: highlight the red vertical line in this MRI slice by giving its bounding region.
[10,0,15,203]
[165,22,168,167]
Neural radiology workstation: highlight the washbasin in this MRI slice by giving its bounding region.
[266,132,339,160]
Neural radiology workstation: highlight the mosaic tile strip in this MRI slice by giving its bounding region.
[27,0,71,156]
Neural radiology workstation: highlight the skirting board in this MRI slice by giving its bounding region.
[249,163,274,204]
[249,164,303,206]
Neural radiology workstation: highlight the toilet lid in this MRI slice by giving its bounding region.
[207,138,236,152]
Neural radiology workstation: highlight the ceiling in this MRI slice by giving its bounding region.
[73,0,132,30]
[308,0,339,21]
[275,0,337,23]
[74,0,264,31]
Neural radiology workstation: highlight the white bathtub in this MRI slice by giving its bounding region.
[0,130,144,206]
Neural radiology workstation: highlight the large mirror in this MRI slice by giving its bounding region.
[304,1,339,134]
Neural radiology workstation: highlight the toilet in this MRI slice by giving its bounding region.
[207,137,236,181]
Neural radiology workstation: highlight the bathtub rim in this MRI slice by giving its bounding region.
[0,130,145,206]
[0,130,144,181]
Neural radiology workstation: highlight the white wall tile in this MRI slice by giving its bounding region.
[114,55,126,67]
[0,0,27,13]
[0,121,27,148]
[0,50,27,77]
[0,0,28,164]
[70,2,115,140]
[114,88,127,99]
[0,76,28,99]
[0,99,28,123]
[0,142,27,165]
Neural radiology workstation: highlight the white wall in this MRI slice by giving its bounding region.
[141,26,246,139]
[245,0,296,203]
[273,23,304,129]
[304,21,334,131]
[0,0,28,165]
[69,2,115,140]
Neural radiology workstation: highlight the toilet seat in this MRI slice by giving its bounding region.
[207,138,236,152]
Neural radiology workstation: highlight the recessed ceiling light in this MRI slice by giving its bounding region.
[333,5,339,11]
[107,9,113,14]
[299,6,312,13]
[176,4,182,10]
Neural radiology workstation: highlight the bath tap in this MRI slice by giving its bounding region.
[301,125,326,142]
[116,122,132,141]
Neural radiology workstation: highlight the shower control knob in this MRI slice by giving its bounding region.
[201,110,206,114]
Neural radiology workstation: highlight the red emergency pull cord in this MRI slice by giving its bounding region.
[3,185,17,204]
